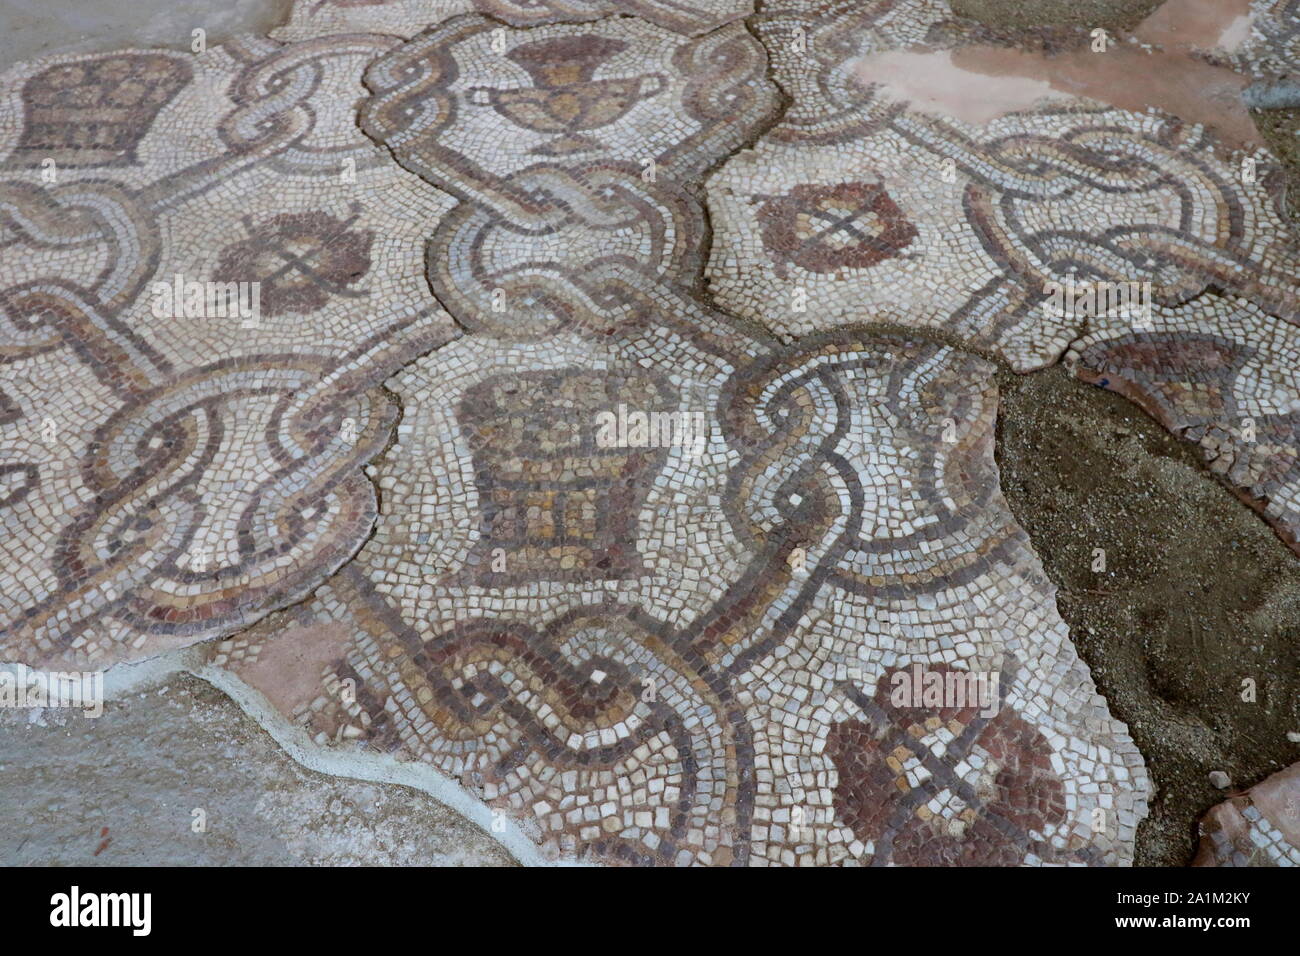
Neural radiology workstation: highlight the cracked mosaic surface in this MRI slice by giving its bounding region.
[212,322,1147,865]
[358,15,779,334]
[713,8,1298,371]
[710,0,1300,557]
[202,14,1145,866]
[3,0,1300,866]
[0,34,456,666]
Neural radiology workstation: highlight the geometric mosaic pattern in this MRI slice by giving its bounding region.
[708,101,1298,369]
[210,323,1149,864]
[717,4,1298,368]
[4,0,1300,865]
[358,15,779,335]
[0,34,457,666]
[203,10,1146,866]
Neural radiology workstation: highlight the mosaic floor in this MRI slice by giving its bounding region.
[1,0,1298,865]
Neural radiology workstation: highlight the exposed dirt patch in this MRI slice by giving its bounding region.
[0,0,294,70]
[0,674,516,866]
[1251,106,1300,228]
[950,0,1165,34]
[996,366,1300,866]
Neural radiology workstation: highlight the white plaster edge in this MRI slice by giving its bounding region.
[188,659,562,867]
[5,649,563,867]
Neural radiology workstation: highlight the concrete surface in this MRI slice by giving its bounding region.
[0,0,291,69]
[0,674,516,866]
